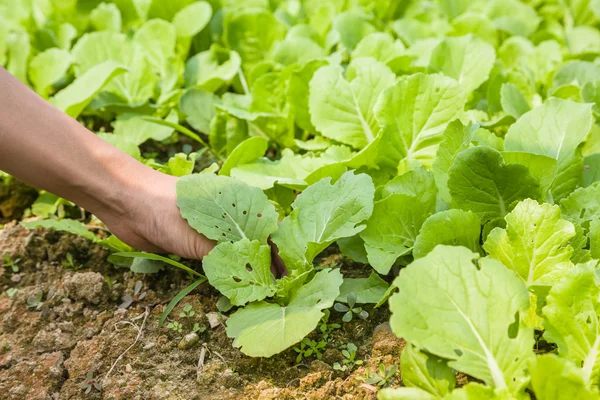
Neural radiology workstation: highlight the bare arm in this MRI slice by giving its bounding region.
[0,67,214,259]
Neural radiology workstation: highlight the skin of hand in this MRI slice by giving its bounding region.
[0,67,215,259]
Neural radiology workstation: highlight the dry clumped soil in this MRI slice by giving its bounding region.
[0,222,404,400]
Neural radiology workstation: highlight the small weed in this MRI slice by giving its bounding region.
[293,337,327,363]
[80,371,102,394]
[6,288,18,298]
[119,281,147,309]
[319,309,341,341]
[2,253,21,273]
[1,342,10,353]
[61,253,82,270]
[333,343,362,372]
[26,290,44,310]
[356,363,398,387]
[166,321,183,333]
[334,292,368,323]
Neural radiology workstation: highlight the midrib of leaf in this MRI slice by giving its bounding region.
[445,294,507,390]
[350,87,374,144]
[582,330,600,383]
[218,202,247,240]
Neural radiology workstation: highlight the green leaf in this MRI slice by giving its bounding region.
[352,32,405,68]
[270,36,325,66]
[500,83,530,120]
[361,192,433,274]
[179,87,218,134]
[148,0,196,20]
[503,152,558,201]
[530,354,600,400]
[113,252,205,278]
[448,146,540,224]
[429,35,496,93]
[336,273,389,304]
[71,32,157,104]
[90,2,122,32]
[224,8,287,70]
[432,121,492,204]
[219,137,269,177]
[413,209,481,259]
[226,268,343,357]
[176,173,278,244]
[288,59,328,133]
[202,239,275,306]
[504,98,593,201]
[172,1,212,38]
[184,45,241,92]
[158,279,206,328]
[484,199,575,287]
[230,146,352,190]
[20,219,97,242]
[560,182,600,225]
[112,110,178,145]
[374,73,467,168]
[543,263,600,384]
[28,48,72,96]
[133,19,176,76]
[51,61,128,118]
[487,0,540,37]
[272,171,374,267]
[309,58,395,149]
[129,258,164,274]
[332,11,376,50]
[389,246,533,392]
[400,344,456,397]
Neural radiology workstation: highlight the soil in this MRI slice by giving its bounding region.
[0,221,406,400]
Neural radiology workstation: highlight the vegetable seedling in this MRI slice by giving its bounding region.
[334,292,368,323]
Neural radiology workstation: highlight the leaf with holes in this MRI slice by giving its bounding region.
[202,239,276,306]
[389,245,534,393]
[176,173,278,244]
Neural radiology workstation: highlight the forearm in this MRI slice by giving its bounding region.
[0,67,161,217]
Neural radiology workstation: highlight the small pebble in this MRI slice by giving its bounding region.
[206,312,221,329]
[143,342,155,350]
[125,364,133,373]
[178,332,199,350]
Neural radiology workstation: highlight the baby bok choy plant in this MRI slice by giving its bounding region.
[176,170,374,357]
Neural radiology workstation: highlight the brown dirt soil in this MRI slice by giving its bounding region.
[0,222,406,400]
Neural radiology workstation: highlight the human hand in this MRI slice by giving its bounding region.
[93,171,216,260]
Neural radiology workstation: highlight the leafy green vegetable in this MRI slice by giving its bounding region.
[389,246,533,393]
[176,173,279,244]
[226,268,342,357]
[448,146,540,223]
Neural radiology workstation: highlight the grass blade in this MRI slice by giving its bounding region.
[159,279,204,327]
[113,252,205,279]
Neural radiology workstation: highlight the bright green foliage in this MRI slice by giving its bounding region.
[484,199,575,287]
[399,344,456,397]
[448,146,540,224]
[226,268,342,357]
[201,239,275,306]
[374,73,467,168]
[389,246,533,392]
[543,263,600,385]
[7,0,600,387]
[176,173,279,244]
[51,62,128,118]
[309,58,395,149]
[272,171,374,268]
[530,355,600,400]
[413,210,481,259]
